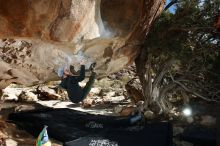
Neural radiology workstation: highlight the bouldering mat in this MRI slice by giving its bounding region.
[182,126,216,146]
[8,108,173,146]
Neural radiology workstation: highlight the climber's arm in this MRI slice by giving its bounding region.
[76,65,85,82]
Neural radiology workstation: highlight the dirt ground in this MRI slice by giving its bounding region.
[0,74,218,146]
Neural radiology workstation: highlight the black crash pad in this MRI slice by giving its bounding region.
[8,108,173,146]
[182,126,216,146]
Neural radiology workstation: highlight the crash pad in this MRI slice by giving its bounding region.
[8,108,173,146]
[182,126,216,146]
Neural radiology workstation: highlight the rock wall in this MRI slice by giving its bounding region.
[0,0,165,88]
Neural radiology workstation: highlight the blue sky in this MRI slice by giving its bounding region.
[166,0,176,13]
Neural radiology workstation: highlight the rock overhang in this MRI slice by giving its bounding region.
[0,0,165,88]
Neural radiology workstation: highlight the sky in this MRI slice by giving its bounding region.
[166,0,176,13]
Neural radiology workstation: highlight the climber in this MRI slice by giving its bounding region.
[59,63,96,103]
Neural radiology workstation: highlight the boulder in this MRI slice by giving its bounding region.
[82,98,95,108]
[120,106,135,116]
[200,115,216,126]
[18,91,38,102]
[36,86,62,101]
[0,0,165,89]
[144,110,155,120]
[125,78,144,104]
[5,139,17,146]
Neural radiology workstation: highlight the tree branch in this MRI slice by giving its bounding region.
[169,72,220,103]
[164,0,178,11]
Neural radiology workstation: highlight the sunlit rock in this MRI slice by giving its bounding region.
[0,0,165,88]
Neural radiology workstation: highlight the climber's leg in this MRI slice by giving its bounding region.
[81,72,96,100]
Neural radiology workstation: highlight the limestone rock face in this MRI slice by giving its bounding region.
[0,0,165,88]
